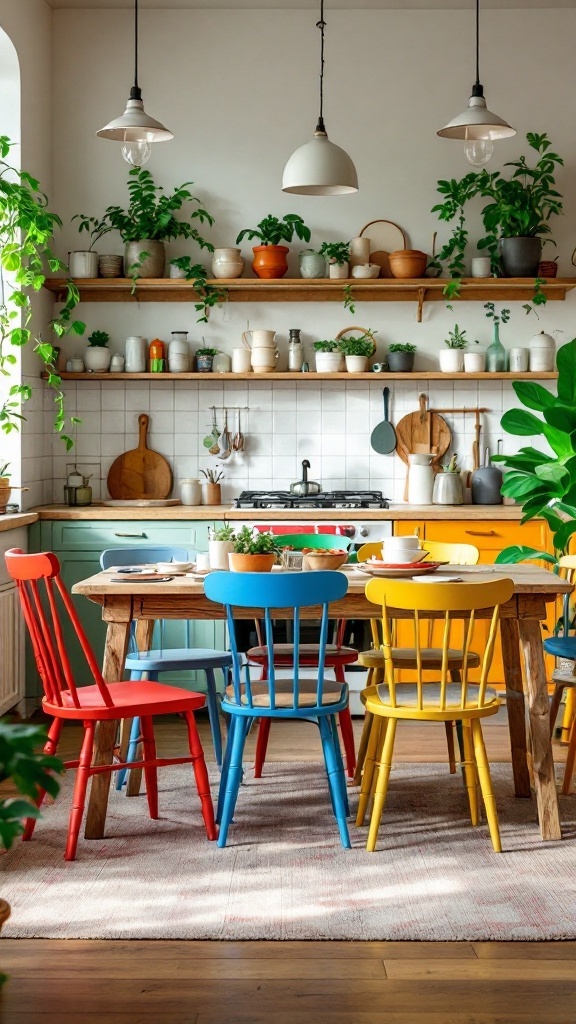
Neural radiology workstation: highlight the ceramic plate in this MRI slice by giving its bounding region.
[356,561,447,579]
[358,220,406,278]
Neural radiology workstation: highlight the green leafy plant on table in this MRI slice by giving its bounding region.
[317,241,350,266]
[233,526,279,555]
[445,325,477,350]
[493,338,576,567]
[337,333,374,357]
[87,330,109,348]
[236,215,310,247]
[313,340,339,353]
[0,136,85,448]
[388,342,417,354]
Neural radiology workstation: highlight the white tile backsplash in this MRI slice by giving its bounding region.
[36,378,521,503]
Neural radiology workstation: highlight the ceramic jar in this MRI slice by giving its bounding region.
[211,247,244,279]
[528,331,556,372]
[464,350,486,372]
[252,245,289,279]
[509,347,529,372]
[349,236,371,268]
[299,249,326,278]
[212,352,232,373]
[471,257,492,278]
[180,478,202,505]
[69,251,98,278]
[439,349,464,373]
[315,351,342,373]
[168,332,191,372]
[433,471,464,505]
[407,453,434,505]
[242,329,278,373]
[125,239,165,278]
[232,348,252,373]
[110,353,125,372]
[125,336,147,373]
[208,539,235,569]
[84,346,111,372]
[329,261,349,279]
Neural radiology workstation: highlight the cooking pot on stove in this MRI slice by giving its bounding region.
[290,459,322,496]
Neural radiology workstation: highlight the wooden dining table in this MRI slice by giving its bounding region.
[72,562,572,844]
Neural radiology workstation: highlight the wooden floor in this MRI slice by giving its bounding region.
[1,715,575,1023]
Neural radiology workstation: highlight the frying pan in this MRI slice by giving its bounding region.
[370,387,396,455]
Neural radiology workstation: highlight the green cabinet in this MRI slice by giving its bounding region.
[26,518,227,697]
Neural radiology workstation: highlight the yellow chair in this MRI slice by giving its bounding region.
[357,575,515,852]
[354,540,480,782]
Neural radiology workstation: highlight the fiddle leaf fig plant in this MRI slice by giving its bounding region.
[493,338,576,561]
[0,136,85,448]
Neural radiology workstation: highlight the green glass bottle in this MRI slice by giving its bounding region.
[485,322,507,372]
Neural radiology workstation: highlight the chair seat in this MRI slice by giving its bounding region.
[247,644,358,667]
[43,680,207,720]
[225,678,346,709]
[374,681,498,711]
[543,636,576,659]
[125,648,233,672]
[358,647,481,670]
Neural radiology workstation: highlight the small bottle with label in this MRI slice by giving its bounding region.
[288,328,303,371]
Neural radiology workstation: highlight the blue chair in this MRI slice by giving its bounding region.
[204,570,352,849]
[100,546,232,782]
[543,556,576,754]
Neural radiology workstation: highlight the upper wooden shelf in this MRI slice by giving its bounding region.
[50,371,559,382]
[43,276,576,321]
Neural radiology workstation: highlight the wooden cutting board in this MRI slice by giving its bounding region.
[395,394,452,499]
[107,413,173,500]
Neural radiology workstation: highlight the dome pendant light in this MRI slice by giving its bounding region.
[97,0,173,166]
[282,0,358,195]
[437,0,515,167]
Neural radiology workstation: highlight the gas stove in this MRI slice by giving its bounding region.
[233,489,390,510]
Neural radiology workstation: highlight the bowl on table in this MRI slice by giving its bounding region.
[302,551,348,571]
[156,560,193,574]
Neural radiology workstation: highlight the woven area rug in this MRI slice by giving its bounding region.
[2,762,576,941]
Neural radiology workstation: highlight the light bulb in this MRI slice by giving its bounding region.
[464,137,494,167]
[121,140,152,167]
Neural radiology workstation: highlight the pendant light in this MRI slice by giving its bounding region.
[282,0,358,195]
[437,0,515,167]
[97,0,173,167]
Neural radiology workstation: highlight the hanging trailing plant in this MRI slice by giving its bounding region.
[0,137,85,448]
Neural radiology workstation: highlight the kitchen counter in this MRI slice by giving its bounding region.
[30,504,526,521]
[0,512,39,532]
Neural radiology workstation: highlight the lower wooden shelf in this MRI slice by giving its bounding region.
[46,371,558,381]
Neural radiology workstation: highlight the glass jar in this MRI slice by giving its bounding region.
[288,328,303,371]
[485,323,507,372]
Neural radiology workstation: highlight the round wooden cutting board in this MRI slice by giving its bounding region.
[107,413,173,500]
[395,394,452,471]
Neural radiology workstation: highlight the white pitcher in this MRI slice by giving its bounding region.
[407,453,434,505]
[242,329,276,349]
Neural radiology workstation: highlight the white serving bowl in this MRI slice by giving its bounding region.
[352,263,380,279]
[156,561,193,573]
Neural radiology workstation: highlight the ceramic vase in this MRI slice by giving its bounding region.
[299,250,326,278]
[84,347,111,372]
[69,251,98,278]
[124,239,165,278]
[329,261,349,279]
[252,245,289,279]
[211,247,244,279]
[345,355,368,373]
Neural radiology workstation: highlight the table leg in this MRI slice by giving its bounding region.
[517,618,562,841]
[126,619,155,798]
[84,619,131,840]
[500,618,531,798]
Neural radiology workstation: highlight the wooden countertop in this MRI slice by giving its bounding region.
[0,512,39,532]
[31,504,526,522]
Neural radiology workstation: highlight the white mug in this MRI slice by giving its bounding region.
[471,257,492,278]
[195,552,211,571]
[509,347,529,372]
[232,348,252,373]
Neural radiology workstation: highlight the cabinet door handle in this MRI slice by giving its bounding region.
[114,532,147,538]
[465,529,497,536]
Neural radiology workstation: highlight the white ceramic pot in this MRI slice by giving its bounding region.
[407,453,435,505]
[315,351,342,372]
[509,347,529,373]
[352,264,379,279]
[209,539,235,569]
[84,346,111,372]
[243,329,276,349]
[329,261,349,279]
[231,348,252,373]
[180,478,202,505]
[528,331,556,372]
[439,349,464,373]
[168,333,191,372]
[211,247,245,279]
[463,350,486,372]
[212,352,232,373]
[470,257,492,278]
[110,354,125,372]
[69,251,98,278]
[250,347,278,373]
[125,336,147,373]
[345,355,368,373]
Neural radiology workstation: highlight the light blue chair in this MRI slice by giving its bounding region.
[204,570,352,849]
[100,546,232,782]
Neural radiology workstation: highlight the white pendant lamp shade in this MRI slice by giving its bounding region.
[97,97,173,144]
[437,93,515,141]
[282,130,358,196]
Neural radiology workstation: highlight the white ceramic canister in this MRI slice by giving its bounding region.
[528,331,556,372]
[439,349,464,372]
[232,348,252,373]
[329,261,349,280]
[69,251,98,278]
[463,350,486,372]
[251,347,279,373]
[349,237,370,269]
[110,353,125,372]
[471,256,492,278]
[407,453,434,505]
[180,478,202,505]
[125,336,147,373]
[168,331,191,372]
[211,247,244,279]
[509,347,529,373]
[212,352,232,373]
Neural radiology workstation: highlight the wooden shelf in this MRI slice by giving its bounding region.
[43,276,576,322]
[49,371,559,382]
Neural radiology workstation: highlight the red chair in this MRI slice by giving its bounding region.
[5,548,216,860]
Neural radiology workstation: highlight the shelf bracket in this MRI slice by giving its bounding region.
[416,287,426,323]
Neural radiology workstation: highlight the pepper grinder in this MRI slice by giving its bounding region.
[471,445,503,505]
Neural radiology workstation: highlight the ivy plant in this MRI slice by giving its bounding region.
[168,257,226,324]
[0,137,85,447]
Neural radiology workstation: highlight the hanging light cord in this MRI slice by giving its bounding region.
[130,0,142,100]
[315,0,326,134]
[472,0,484,97]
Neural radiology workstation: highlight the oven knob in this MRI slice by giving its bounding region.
[340,525,356,538]
[358,527,369,537]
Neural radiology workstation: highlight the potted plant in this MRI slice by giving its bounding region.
[0,462,10,513]
[229,526,278,572]
[74,167,216,280]
[387,342,416,372]
[313,340,342,373]
[208,524,236,570]
[236,214,311,279]
[195,345,219,372]
[337,330,376,372]
[84,329,111,372]
[318,241,350,280]
[440,325,470,373]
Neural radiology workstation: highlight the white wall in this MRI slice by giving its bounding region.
[45,7,576,502]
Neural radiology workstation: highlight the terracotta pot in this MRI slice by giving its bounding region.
[252,245,289,279]
[388,249,428,278]
[538,260,558,279]
[229,552,276,573]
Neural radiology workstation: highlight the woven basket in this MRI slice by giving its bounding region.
[336,326,377,358]
[98,254,124,278]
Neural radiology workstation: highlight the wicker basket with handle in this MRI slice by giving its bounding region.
[335,326,377,358]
